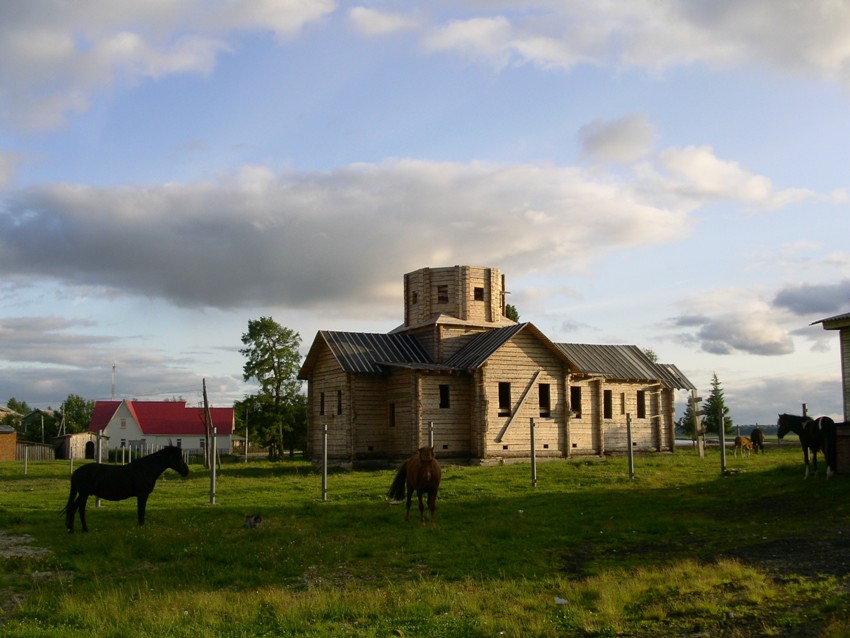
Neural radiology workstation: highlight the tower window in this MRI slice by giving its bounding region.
[411,291,418,304]
[474,287,485,301]
[637,390,646,418]
[436,284,449,304]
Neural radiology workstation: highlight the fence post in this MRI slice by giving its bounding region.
[428,421,434,448]
[23,446,28,476]
[96,434,102,508]
[210,426,217,505]
[530,418,537,487]
[627,413,635,479]
[322,424,328,502]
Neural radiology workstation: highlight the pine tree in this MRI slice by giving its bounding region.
[702,373,733,435]
[675,400,698,437]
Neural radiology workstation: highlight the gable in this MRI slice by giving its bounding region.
[89,401,233,436]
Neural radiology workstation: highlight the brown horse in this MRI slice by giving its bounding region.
[387,446,441,524]
[733,435,753,457]
[750,427,765,454]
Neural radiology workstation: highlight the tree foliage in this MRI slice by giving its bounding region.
[505,304,520,322]
[239,317,304,459]
[702,373,733,435]
[63,394,96,434]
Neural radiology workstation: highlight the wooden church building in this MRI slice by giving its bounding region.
[298,265,694,465]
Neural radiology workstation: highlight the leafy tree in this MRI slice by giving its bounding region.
[643,348,658,363]
[239,317,303,459]
[62,394,95,434]
[702,373,733,435]
[5,397,31,415]
[505,304,520,322]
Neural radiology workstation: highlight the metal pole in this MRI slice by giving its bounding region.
[210,426,217,505]
[627,413,635,479]
[322,424,328,502]
[719,413,727,474]
[530,418,537,487]
[428,421,434,448]
[69,446,74,475]
[24,447,28,476]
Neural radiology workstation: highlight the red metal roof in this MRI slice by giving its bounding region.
[88,401,234,436]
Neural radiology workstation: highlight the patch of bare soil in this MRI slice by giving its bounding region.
[0,531,69,625]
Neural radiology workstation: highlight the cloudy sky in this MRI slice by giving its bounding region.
[2,0,849,426]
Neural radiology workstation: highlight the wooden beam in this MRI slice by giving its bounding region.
[495,370,541,443]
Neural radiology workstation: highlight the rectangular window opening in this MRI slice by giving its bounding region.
[538,383,551,418]
[388,403,396,428]
[337,390,342,415]
[319,392,325,416]
[474,286,485,301]
[637,390,646,419]
[436,284,449,304]
[498,382,511,416]
[439,384,450,409]
[603,390,613,420]
[620,392,626,415]
[570,386,582,418]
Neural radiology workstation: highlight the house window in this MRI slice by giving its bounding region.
[320,392,325,416]
[176,439,182,448]
[388,403,396,428]
[538,383,551,418]
[120,418,126,429]
[411,291,418,304]
[637,390,646,419]
[120,439,126,448]
[498,382,511,416]
[620,393,626,415]
[436,284,449,304]
[604,390,613,420]
[570,386,582,418]
[200,439,205,449]
[337,390,342,415]
[474,286,485,301]
[439,384,450,409]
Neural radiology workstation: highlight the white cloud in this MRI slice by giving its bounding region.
[348,7,417,36]
[0,0,334,131]
[0,159,689,310]
[653,145,813,209]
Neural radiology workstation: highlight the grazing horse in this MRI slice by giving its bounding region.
[750,427,766,454]
[733,435,753,457]
[776,413,836,479]
[64,446,189,532]
[387,446,441,524]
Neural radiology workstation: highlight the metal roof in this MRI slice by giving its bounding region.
[309,331,434,374]
[444,323,527,370]
[555,343,695,390]
[811,311,850,327]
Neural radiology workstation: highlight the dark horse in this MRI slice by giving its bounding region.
[388,446,441,524]
[64,445,189,532]
[750,426,766,454]
[777,413,836,479]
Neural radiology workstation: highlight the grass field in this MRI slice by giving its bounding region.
[1,445,849,637]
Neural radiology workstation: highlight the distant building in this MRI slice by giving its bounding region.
[88,400,236,454]
[298,265,694,466]
[0,424,16,462]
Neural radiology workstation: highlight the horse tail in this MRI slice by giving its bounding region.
[387,460,409,501]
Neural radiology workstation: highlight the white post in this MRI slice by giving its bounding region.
[210,426,217,505]
[322,424,328,502]
[530,418,537,487]
[627,413,635,479]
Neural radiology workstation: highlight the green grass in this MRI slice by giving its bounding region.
[1,447,848,636]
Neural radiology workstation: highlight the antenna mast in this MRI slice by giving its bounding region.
[111,362,117,400]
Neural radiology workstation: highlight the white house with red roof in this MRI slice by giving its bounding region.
[88,400,236,454]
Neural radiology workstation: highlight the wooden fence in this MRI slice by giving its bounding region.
[16,441,57,461]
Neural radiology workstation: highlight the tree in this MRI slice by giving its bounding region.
[239,317,303,460]
[62,394,95,434]
[675,400,698,437]
[643,348,658,363]
[702,373,733,435]
[505,304,520,322]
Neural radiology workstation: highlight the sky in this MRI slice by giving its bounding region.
[1,0,849,427]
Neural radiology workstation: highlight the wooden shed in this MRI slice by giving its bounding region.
[298,265,695,466]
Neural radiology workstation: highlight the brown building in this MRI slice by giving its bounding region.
[298,265,694,466]
[0,424,16,462]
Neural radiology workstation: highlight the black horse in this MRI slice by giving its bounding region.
[750,426,766,454]
[64,445,189,532]
[776,413,836,479]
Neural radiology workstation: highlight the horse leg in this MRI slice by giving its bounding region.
[65,484,78,533]
[78,494,90,533]
[427,491,437,524]
[137,493,149,526]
